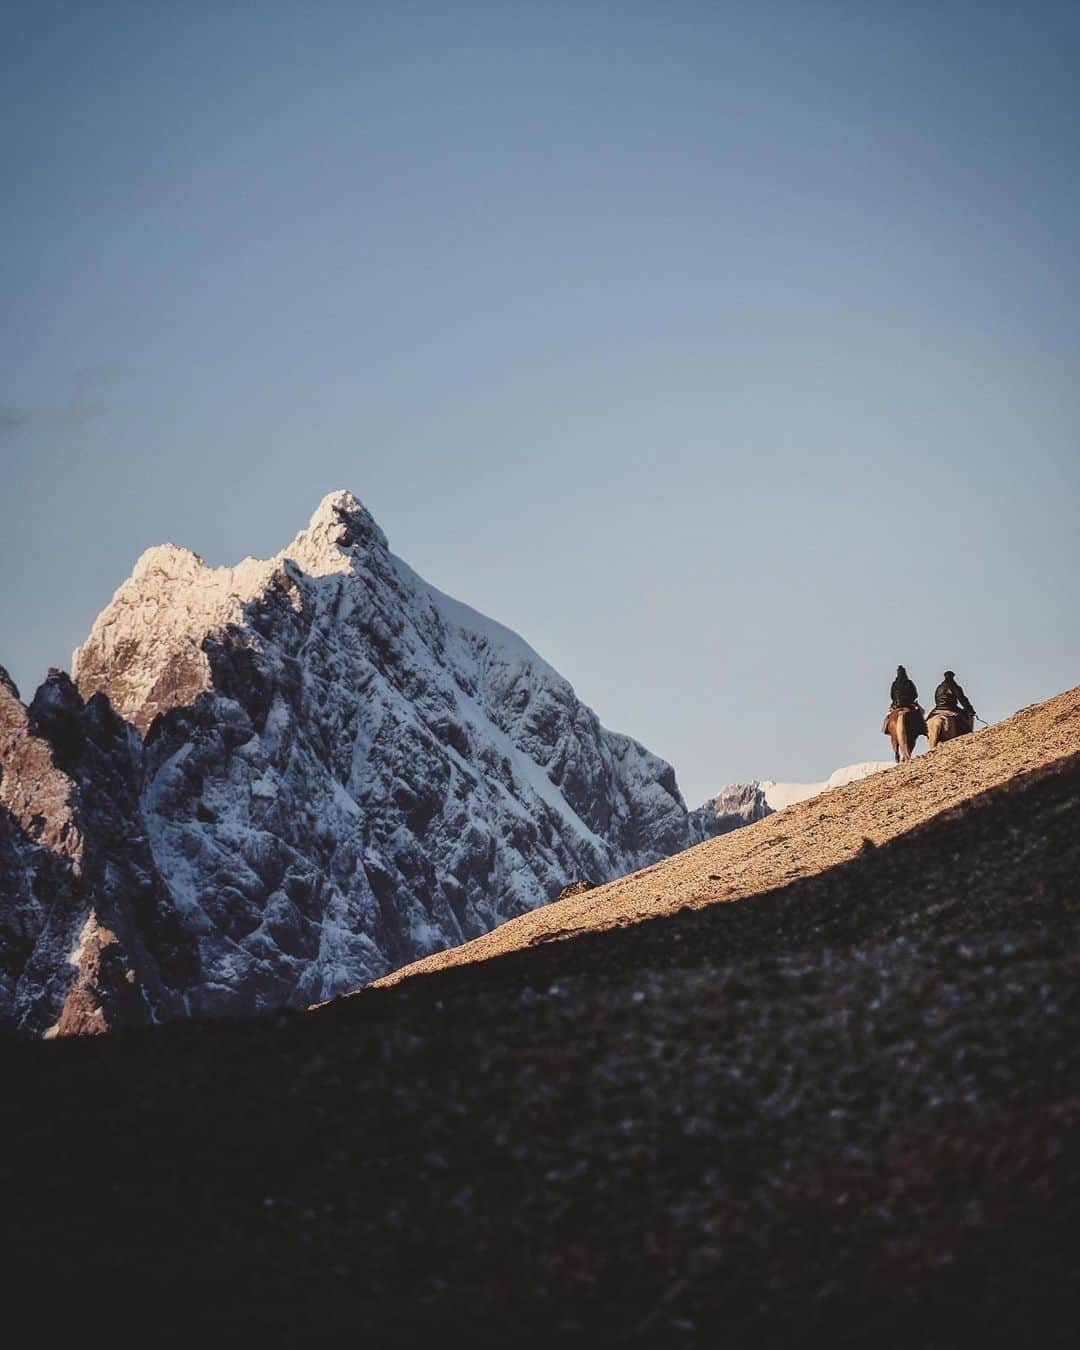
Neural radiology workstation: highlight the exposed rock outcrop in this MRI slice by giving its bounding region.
[0,668,192,1034]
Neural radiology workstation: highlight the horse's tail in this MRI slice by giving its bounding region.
[898,711,910,759]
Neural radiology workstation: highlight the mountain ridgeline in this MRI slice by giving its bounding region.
[1,492,717,1034]
[690,760,894,835]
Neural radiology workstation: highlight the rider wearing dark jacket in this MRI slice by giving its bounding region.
[934,671,975,717]
[890,665,919,708]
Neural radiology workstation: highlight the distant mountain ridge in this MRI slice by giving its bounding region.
[690,760,893,836]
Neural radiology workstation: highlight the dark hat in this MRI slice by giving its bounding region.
[944,670,955,679]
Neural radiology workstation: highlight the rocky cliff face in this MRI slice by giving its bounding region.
[1,492,696,1033]
[0,668,193,1035]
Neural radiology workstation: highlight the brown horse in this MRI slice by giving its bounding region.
[884,706,926,762]
[926,708,974,748]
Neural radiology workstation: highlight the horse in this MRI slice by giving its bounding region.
[926,707,974,748]
[884,706,926,763]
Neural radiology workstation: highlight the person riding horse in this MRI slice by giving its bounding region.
[932,670,976,720]
[890,665,919,710]
[882,664,920,736]
[925,670,979,745]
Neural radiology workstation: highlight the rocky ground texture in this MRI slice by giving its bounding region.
[2,686,1078,1346]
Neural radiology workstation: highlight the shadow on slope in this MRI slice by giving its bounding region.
[2,750,1079,1348]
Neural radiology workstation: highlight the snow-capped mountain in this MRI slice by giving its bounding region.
[691,761,893,836]
[1,492,693,1034]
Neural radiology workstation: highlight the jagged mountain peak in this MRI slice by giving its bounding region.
[131,541,208,583]
[286,489,389,573]
[4,490,696,1033]
[127,491,381,587]
[313,486,363,519]
[74,490,396,734]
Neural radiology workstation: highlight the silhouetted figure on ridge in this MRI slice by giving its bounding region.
[925,670,980,747]
[882,664,922,738]
[933,670,975,718]
[890,665,919,709]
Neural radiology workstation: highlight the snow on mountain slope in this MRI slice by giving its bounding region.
[692,760,893,835]
[1,492,692,1032]
[764,761,895,810]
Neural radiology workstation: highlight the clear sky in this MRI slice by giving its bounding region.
[3,1,1078,807]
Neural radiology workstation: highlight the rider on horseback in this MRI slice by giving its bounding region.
[925,671,979,746]
[933,670,976,720]
[890,665,919,709]
[883,665,921,736]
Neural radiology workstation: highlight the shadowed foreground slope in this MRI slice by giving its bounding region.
[3,692,1080,1347]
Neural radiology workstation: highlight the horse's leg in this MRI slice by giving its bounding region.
[897,715,910,762]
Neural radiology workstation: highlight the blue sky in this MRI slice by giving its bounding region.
[3,1,1078,806]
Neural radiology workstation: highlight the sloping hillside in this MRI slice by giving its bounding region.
[368,684,1080,990]
[2,686,1078,1348]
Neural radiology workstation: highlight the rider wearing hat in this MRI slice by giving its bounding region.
[890,665,919,709]
[883,664,921,735]
[933,670,976,718]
